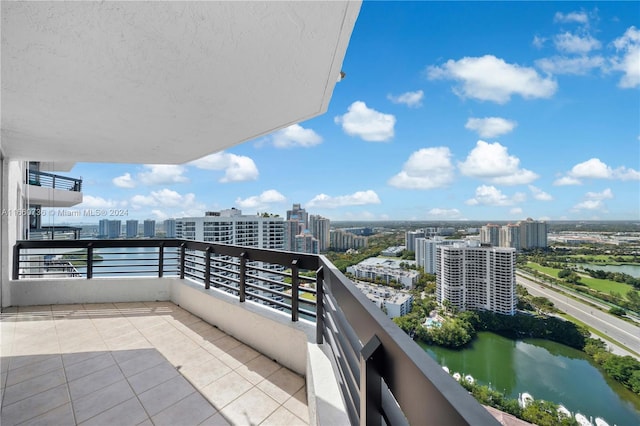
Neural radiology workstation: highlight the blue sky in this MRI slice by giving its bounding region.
[56,1,639,224]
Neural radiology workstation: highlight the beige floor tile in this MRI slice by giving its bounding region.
[179,346,216,369]
[201,335,242,358]
[235,355,281,385]
[72,379,135,423]
[60,339,109,354]
[62,350,107,367]
[17,401,75,426]
[256,367,305,404]
[3,367,67,406]
[179,357,232,389]
[68,363,125,400]
[1,383,70,426]
[116,348,166,377]
[64,352,115,382]
[260,406,309,426]
[151,391,218,426]
[198,412,232,426]
[218,344,260,370]
[80,396,149,426]
[137,375,196,417]
[283,387,309,422]
[5,355,63,387]
[201,371,253,409]
[219,387,279,426]
[127,361,180,394]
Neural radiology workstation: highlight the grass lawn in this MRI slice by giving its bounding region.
[566,254,640,265]
[526,262,633,299]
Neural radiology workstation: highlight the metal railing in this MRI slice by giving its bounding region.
[27,169,82,192]
[13,239,498,426]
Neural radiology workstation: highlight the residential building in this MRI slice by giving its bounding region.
[381,246,405,257]
[346,257,419,289]
[98,219,110,238]
[308,214,330,252]
[329,229,368,251]
[286,203,308,230]
[354,282,414,319]
[436,243,517,315]
[107,220,121,239]
[415,237,465,274]
[176,209,285,306]
[500,223,521,250]
[143,219,156,238]
[480,224,501,246]
[519,218,548,250]
[405,230,425,253]
[126,220,138,238]
[294,231,319,254]
[284,219,301,252]
[164,219,176,238]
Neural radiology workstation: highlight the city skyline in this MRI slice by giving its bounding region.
[43,2,639,225]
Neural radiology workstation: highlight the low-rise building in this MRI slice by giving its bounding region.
[354,282,413,319]
[346,257,419,288]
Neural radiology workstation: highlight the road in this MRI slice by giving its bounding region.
[518,275,640,359]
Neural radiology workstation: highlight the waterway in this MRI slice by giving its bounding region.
[74,246,179,277]
[421,332,640,425]
[578,263,640,278]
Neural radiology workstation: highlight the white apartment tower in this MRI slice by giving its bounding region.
[519,218,548,250]
[436,243,517,315]
[175,209,285,307]
[415,237,465,274]
[405,230,425,253]
[480,224,501,247]
[309,214,330,252]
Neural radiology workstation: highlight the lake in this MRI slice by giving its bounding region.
[579,263,640,278]
[422,332,640,425]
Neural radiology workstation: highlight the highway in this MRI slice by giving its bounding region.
[517,275,640,359]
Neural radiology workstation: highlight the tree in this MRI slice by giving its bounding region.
[608,306,626,317]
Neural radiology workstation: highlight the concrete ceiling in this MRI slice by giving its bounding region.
[1,1,360,164]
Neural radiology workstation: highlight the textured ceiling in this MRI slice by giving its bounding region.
[1,1,360,164]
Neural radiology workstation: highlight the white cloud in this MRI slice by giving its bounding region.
[387,90,424,108]
[79,195,123,209]
[465,185,525,206]
[573,188,613,211]
[138,165,188,186]
[130,189,203,212]
[190,152,259,182]
[112,173,136,188]
[510,207,523,215]
[465,117,517,138]
[335,101,396,142]
[611,26,640,88]
[554,32,601,54]
[458,141,538,185]
[529,185,553,201]
[270,124,322,148]
[388,147,455,189]
[554,11,589,24]
[427,208,462,219]
[553,176,582,186]
[532,35,547,49]
[235,190,286,210]
[536,55,605,75]
[426,55,557,104]
[307,190,381,208]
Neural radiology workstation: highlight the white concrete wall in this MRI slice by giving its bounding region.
[171,278,313,375]
[9,277,172,306]
[27,184,83,207]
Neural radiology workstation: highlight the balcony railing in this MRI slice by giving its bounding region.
[12,239,498,426]
[27,169,82,192]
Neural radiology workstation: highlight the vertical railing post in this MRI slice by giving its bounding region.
[360,335,383,426]
[316,265,324,344]
[12,243,21,280]
[291,259,299,322]
[52,174,56,189]
[239,252,246,302]
[86,244,93,279]
[204,246,212,289]
[179,243,186,279]
[158,243,164,278]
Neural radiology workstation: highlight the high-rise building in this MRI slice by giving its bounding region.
[436,242,516,315]
[286,203,308,230]
[415,237,465,274]
[126,220,138,238]
[308,214,330,252]
[98,219,109,238]
[330,229,368,251]
[519,218,548,250]
[294,231,319,254]
[164,219,176,238]
[107,220,121,239]
[176,209,285,306]
[143,220,156,238]
[405,230,425,253]
[480,224,501,246]
[284,219,300,252]
[500,223,521,250]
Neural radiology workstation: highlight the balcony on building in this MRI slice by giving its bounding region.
[26,163,83,209]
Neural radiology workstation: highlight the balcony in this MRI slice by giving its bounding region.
[26,170,83,208]
[6,239,500,425]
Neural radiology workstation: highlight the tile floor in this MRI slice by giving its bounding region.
[0,302,309,426]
